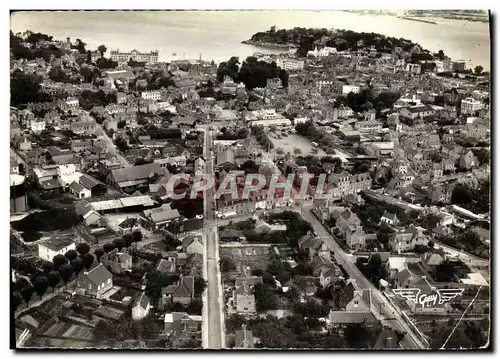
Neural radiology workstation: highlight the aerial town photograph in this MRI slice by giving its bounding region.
[9,9,491,351]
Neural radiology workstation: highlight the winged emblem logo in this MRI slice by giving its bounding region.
[393,288,464,307]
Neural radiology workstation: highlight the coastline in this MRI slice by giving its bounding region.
[241,40,292,49]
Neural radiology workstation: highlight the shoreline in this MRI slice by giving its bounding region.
[241,40,292,49]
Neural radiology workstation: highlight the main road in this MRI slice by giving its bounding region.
[301,209,427,349]
[201,128,225,349]
[94,122,131,168]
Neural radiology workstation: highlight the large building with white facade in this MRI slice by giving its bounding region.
[110,49,159,64]
[37,238,76,262]
[246,109,291,127]
[276,58,304,71]
[461,97,483,115]
[342,85,360,95]
[141,90,162,101]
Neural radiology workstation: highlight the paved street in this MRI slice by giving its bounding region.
[202,129,224,349]
[301,209,427,349]
[95,123,131,168]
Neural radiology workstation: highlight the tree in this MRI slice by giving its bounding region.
[254,283,278,311]
[113,238,126,251]
[97,45,107,58]
[32,276,49,297]
[94,248,105,261]
[344,323,372,348]
[65,249,78,261]
[82,253,95,269]
[42,262,53,274]
[115,136,129,152]
[434,260,457,282]
[75,38,86,54]
[293,148,302,156]
[435,50,446,60]
[20,286,35,305]
[132,231,143,243]
[76,242,91,256]
[52,254,68,270]
[47,271,61,292]
[59,263,74,284]
[451,184,474,206]
[10,70,45,106]
[220,256,236,272]
[103,243,116,253]
[194,276,207,296]
[474,65,484,76]
[12,291,22,312]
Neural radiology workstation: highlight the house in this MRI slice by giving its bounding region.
[394,268,416,288]
[132,293,152,320]
[182,235,203,255]
[373,329,400,349]
[234,325,254,349]
[75,264,114,298]
[164,312,202,334]
[319,265,343,289]
[345,226,367,250]
[389,226,428,253]
[101,248,133,274]
[254,220,287,234]
[156,258,177,274]
[216,150,237,170]
[380,211,399,226]
[69,181,91,199]
[143,206,181,229]
[459,150,479,170]
[78,174,107,197]
[421,252,444,272]
[167,314,202,348]
[163,276,195,305]
[232,284,256,315]
[329,282,377,327]
[106,163,165,191]
[37,238,76,262]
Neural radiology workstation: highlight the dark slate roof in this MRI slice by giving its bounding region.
[373,329,400,349]
[86,264,113,286]
[110,163,165,184]
[79,173,104,189]
[173,276,194,298]
[39,237,74,252]
[381,210,398,222]
[69,181,87,193]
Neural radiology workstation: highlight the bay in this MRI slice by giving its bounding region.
[10,10,490,69]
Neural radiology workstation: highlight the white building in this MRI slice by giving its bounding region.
[110,49,159,64]
[132,293,152,320]
[406,63,422,74]
[294,117,309,124]
[141,90,161,101]
[316,80,334,91]
[246,109,291,127]
[37,238,76,262]
[30,120,46,134]
[461,97,483,114]
[69,181,91,199]
[57,164,80,187]
[342,85,360,95]
[276,58,304,71]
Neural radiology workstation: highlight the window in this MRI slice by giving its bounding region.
[354,300,359,306]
